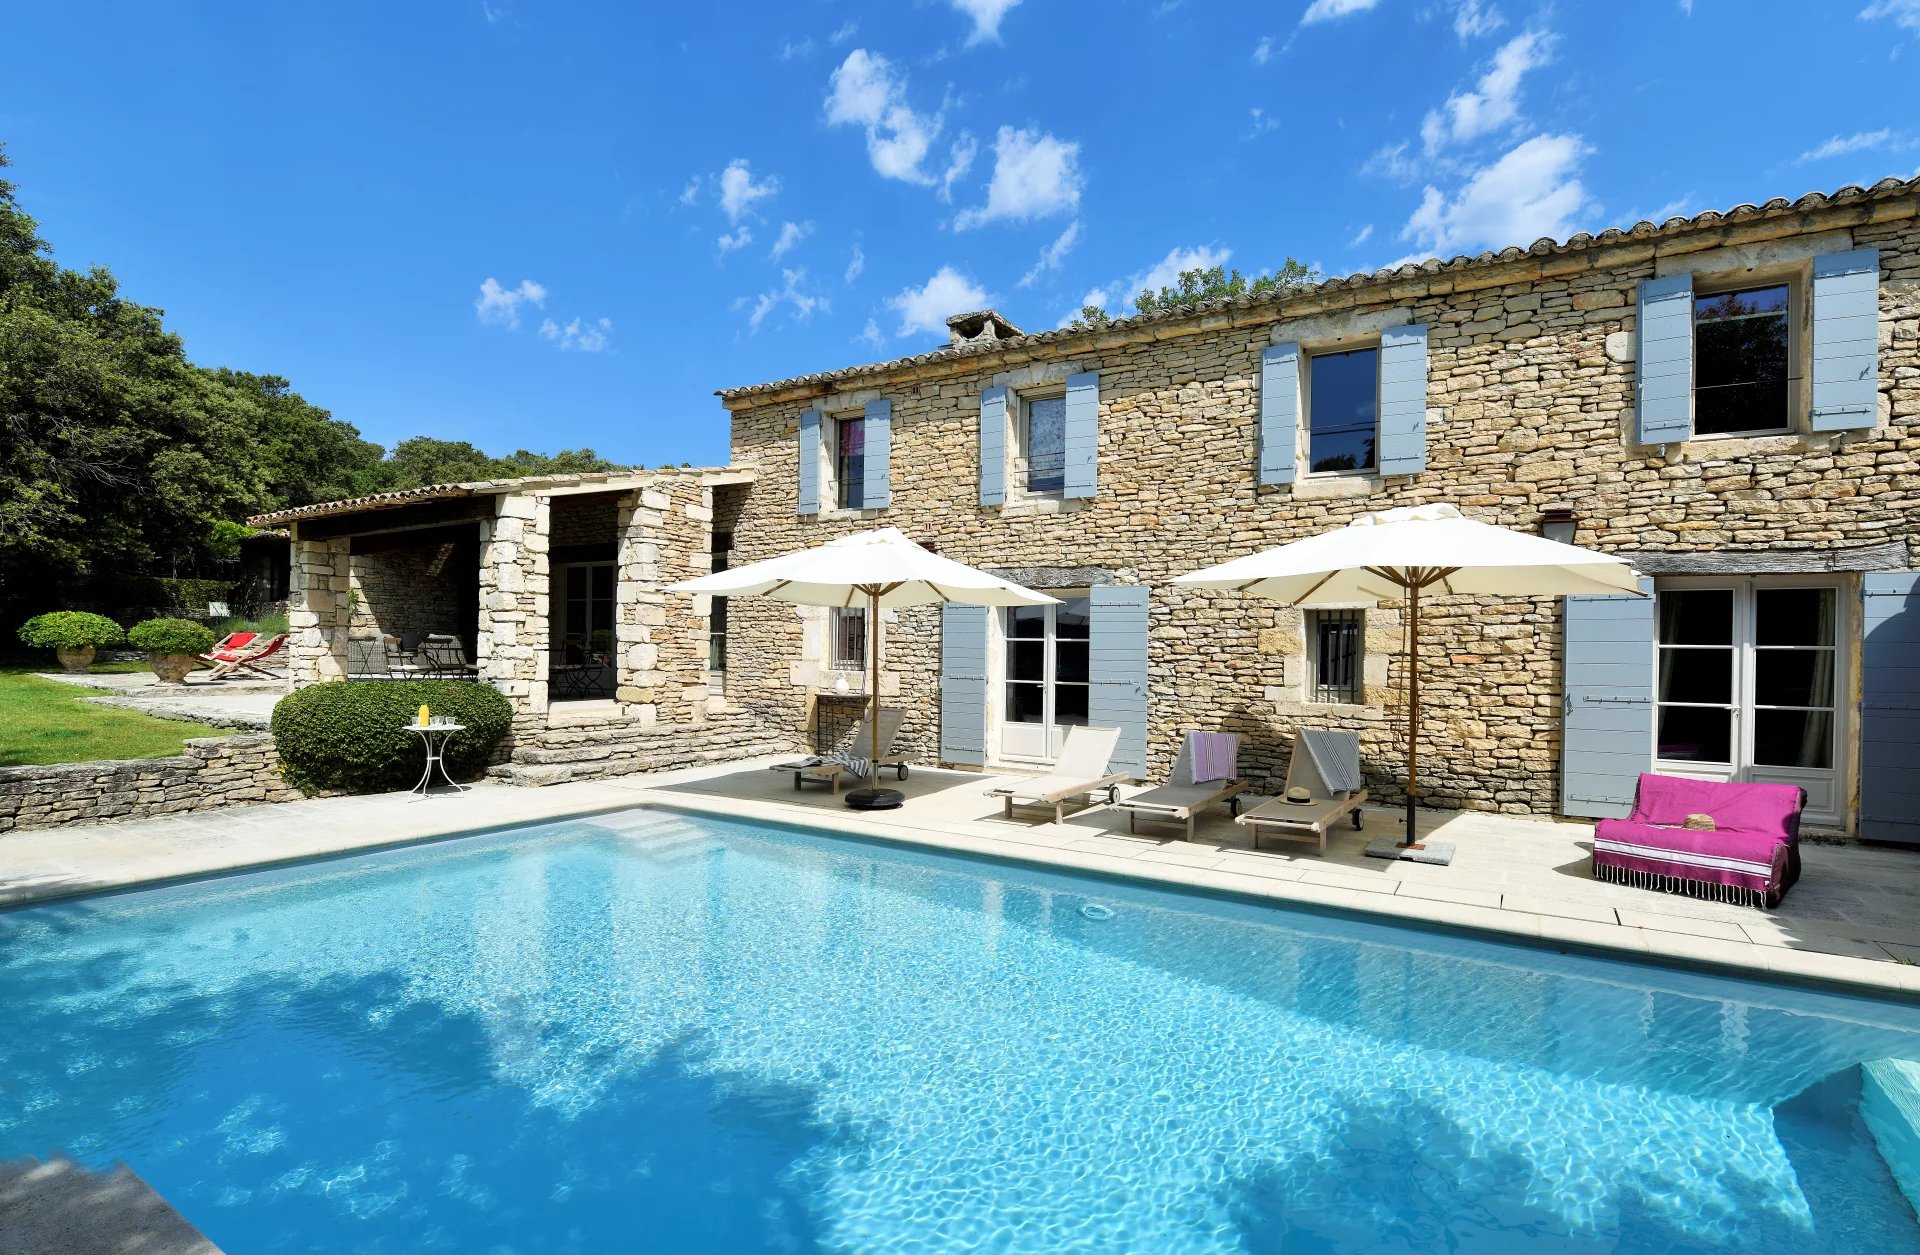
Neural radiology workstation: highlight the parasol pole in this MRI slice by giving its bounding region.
[1404,576,1420,847]
[869,585,881,774]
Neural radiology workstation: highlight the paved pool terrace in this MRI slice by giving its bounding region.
[5,757,1920,997]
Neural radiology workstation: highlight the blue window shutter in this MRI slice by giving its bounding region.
[979,387,1007,507]
[1560,578,1654,819]
[1636,275,1693,445]
[863,399,892,508]
[1811,247,1881,433]
[1064,371,1099,499]
[1377,323,1429,476]
[1861,572,1920,844]
[1089,584,1149,779]
[939,603,988,766]
[797,408,821,516]
[1259,343,1300,486]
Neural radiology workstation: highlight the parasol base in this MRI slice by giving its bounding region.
[1364,839,1455,866]
[845,788,905,811]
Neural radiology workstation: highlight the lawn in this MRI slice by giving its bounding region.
[0,665,236,767]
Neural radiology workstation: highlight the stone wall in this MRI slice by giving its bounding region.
[0,734,300,833]
[349,538,472,646]
[493,706,797,786]
[720,195,1920,817]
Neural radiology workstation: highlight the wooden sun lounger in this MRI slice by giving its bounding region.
[1237,729,1367,855]
[771,707,909,792]
[987,725,1129,825]
[1114,730,1247,839]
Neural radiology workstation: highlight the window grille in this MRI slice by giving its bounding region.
[1309,610,1363,704]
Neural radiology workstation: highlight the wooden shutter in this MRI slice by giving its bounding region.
[1560,578,1654,819]
[979,387,1007,507]
[797,407,821,516]
[939,603,988,766]
[1089,584,1149,779]
[1810,247,1881,433]
[863,398,892,508]
[1636,275,1693,445]
[1064,371,1099,499]
[1259,343,1300,486]
[1861,572,1920,844]
[1377,323,1429,476]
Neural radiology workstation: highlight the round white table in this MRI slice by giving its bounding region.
[404,722,467,799]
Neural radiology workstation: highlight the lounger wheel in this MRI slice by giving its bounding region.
[1354,808,1364,830]
[897,764,908,781]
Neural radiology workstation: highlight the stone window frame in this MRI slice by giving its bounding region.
[808,388,890,522]
[1008,384,1068,502]
[829,606,868,671]
[1269,305,1416,493]
[824,408,866,511]
[1305,608,1365,704]
[1300,338,1384,480]
[1686,267,1807,441]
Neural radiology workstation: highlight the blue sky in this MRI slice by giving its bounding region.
[5,1,1918,470]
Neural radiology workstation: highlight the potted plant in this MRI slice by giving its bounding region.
[16,611,125,672]
[128,618,217,684]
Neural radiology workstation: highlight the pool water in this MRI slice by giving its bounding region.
[4,809,1920,1253]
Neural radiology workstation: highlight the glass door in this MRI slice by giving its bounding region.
[999,595,1090,762]
[1654,578,1844,824]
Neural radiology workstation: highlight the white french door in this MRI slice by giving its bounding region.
[1654,577,1847,825]
[998,595,1090,763]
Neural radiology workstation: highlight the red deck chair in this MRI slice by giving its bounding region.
[205,633,288,681]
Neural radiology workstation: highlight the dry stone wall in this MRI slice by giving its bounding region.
[0,734,300,833]
[722,199,1920,815]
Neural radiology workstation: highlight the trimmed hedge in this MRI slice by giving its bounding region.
[128,617,217,656]
[272,680,514,794]
[18,611,125,650]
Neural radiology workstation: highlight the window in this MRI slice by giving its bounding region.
[1694,283,1790,436]
[1000,595,1090,761]
[830,607,867,671]
[1306,347,1378,474]
[834,414,866,509]
[1307,610,1363,704]
[708,532,731,690]
[1017,392,1067,495]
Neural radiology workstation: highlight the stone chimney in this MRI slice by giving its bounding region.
[945,309,1026,348]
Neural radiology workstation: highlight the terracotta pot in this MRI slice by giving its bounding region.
[149,652,195,684]
[54,646,95,673]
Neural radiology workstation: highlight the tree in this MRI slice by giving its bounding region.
[1071,259,1320,329]
[367,438,621,492]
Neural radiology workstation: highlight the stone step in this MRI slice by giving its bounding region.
[487,762,575,787]
[511,745,615,765]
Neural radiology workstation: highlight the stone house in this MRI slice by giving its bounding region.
[714,178,1920,841]
[252,469,789,783]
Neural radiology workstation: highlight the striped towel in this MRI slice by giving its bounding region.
[1191,732,1238,783]
[824,751,872,779]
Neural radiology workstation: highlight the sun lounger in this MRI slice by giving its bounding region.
[203,633,289,682]
[1115,731,1247,839]
[1238,729,1367,855]
[771,706,909,793]
[987,725,1130,825]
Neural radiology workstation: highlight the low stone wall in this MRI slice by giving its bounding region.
[0,734,301,833]
[494,706,799,786]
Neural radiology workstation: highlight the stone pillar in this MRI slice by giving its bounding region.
[477,493,550,728]
[614,487,670,725]
[287,536,352,684]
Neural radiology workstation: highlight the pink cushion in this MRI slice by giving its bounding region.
[1629,773,1803,837]
[1593,818,1790,895]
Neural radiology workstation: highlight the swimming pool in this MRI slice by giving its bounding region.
[3,808,1919,1252]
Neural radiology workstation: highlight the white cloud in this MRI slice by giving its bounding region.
[949,0,1021,44]
[1301,0,1379,24]
[1421,30,1553,154]
[1862,0,1920,29]
[769,220,813,261]
[1361,140,1420,182]
[1247,107,1282,139]
[887,265,988,338]
[940,132,978,202]
[1253,35,1274,63]
[825,49,945,185]
[540,316,613,353]
[480,0,506,24]
[678,176,701,206]
[856,318,887,352]
[747,268,825,332]
[718,158,777,223]
[1798,128,1900,162]
[717,227,753,254]
[1018,220,1081,287]
[780,37,815,60]
[1403,132,1592,256]
[1349,223,1374,247]
[845,244,866,284]
[953,126,1083,229]
[474,277,546,329]
[1450,0,1505,39]
[830,19,859,44]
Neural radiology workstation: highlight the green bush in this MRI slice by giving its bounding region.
[212,612,290,639]
[128,617,218,656]
[271,680,514,794]
[17,611,125,650]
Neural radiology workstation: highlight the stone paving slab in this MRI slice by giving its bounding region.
[5,757,1920,997]
[0,1157,221,1254]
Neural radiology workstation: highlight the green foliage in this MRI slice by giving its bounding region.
[1071,260,1321,328]
[0,666,228,766]
[17,611,124,650]
[271,680,514,794]
[371,437,621,492]
[127,617,217,656]
[213,611,290,638]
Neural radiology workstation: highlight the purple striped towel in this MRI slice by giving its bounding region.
[1191,732,1238,782]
